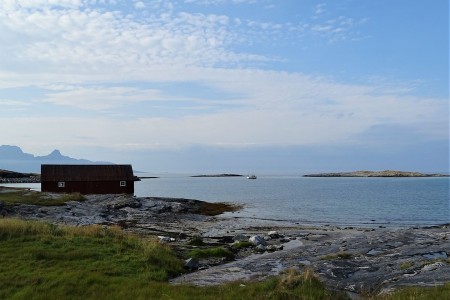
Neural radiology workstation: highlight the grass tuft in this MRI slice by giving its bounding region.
[321,252,354,260]
[232,241,254,249]
[372,283,450,300]
[399,261,414,270]
[188,247,234,260]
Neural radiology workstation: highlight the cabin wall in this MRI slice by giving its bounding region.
[41,180,134,194]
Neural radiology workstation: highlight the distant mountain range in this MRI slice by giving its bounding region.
[0,145,111,173]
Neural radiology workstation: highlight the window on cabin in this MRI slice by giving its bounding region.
[120,181,126,187]
[58,182,65,188]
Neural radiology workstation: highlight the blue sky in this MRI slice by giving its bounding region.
[0,0,448,173]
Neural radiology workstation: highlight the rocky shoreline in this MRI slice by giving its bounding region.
[0,169,40,183]
[304,170,449,177]
[1,190,449,297]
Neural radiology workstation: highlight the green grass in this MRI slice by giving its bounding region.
[321,252,354,260]
[373,283,450,300]
[1,218,448,300]
[0,218,184,299]
[188,247,235,260]
[232,241,254,249]
[0,218,349,300]
[0,188,85,206]
[399,261,414,270]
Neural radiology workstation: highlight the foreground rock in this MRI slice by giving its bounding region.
[7,194,238,237]
[3,191,450,296]
[172,225,450,295]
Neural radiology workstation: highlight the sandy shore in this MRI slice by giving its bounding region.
[2,191,449,296]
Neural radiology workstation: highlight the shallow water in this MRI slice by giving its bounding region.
[135,174,450,228]
[2,175,448,228]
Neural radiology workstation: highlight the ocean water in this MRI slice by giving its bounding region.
[135,174,450,228]
[3,175,449,228]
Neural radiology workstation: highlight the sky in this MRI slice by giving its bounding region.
[0,0,448,173]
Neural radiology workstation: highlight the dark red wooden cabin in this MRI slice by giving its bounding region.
[41,164,134,194]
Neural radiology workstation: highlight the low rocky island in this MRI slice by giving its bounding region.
[1,186,449,298]
[304,170,449,177]
[191,174,243,178]
[0,169,40,183]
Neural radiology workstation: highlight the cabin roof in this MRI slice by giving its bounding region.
[41,164,134,182]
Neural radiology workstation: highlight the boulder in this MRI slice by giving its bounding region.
[256,244,267,252]
[268,231,280,238]
[249,235,267,246]
[185,258,200,271]
[233,233,248,242]
[266,245,284,252]
[158,236,175,243]
[421,262,445,272]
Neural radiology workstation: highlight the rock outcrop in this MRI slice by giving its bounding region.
[304,170,449,177]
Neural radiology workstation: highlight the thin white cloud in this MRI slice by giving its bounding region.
[43,86,164,110]
[1,0,83,9]
[0,0,367,83]
[314,3,326,16]
[1,68,447,151]
[184,0,258,4]
[0,1,446,158]
[133,1,145,9]
[0,1,271,83]
[0,99,30,106]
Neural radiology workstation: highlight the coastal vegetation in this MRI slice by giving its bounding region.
[321,252,354,260]
[1,187,449,299]
[0,217,449,299]
[0,218,344,299]
[195,201,242,216]
[188,247,235,260]
[0,188,85,207]
[232,240,254,249]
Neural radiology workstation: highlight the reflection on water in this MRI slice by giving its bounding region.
[0,183,41,191]
[135,175,449,228]
[2,176,448,228]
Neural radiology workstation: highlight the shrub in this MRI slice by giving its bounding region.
[187,236,205,246]
[232,241,254,249]
[188,247,234,260]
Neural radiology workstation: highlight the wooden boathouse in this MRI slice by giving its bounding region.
[41,164,135,194]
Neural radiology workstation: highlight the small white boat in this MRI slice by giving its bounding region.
[247,174,257,179]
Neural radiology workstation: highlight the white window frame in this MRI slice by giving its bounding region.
[58,181,65,188]
[120,181,126,187]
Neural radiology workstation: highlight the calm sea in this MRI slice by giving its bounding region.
[4,175,449,228]
[135,174,450,228]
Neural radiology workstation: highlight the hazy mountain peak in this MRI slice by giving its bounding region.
[48,149,63,157]
[0,145,111,173]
